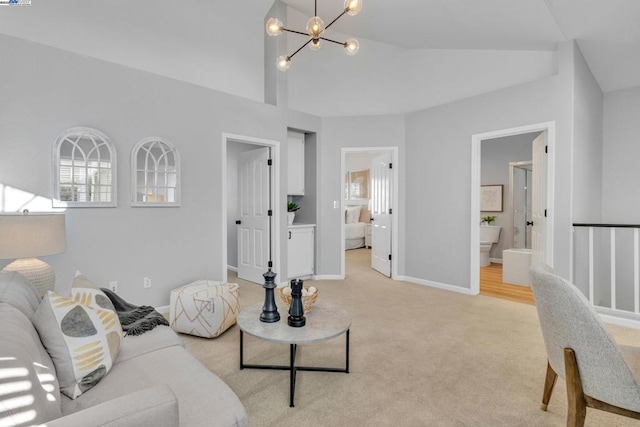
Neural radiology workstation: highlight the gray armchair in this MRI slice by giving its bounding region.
[530,265,640,426]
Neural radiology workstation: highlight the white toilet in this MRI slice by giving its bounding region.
[480,226,501,267]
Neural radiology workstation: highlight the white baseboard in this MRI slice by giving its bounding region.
[489,258,503,264]
[227,265,238,272]
[396,275,477,296]
[155,305,169,316]
[595,307,640,329]
[312,275,345,280]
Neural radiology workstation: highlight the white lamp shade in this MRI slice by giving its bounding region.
[0,214,66,259]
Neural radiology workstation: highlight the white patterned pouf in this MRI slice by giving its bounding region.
[169,280,240,338]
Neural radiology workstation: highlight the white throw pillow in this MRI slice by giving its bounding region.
[346,206,362,224]
[33,291,121,399]
[71,272,123,340]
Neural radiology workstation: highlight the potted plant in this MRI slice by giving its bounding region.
[287,202,300,225]
[481,215,497,225]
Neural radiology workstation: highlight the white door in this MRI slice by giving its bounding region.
[371,152,392,277]
[531,131,547,265]
[237,147,271,284]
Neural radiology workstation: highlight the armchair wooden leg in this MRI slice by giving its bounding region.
[541,361,558,411]
[564,348,587,427]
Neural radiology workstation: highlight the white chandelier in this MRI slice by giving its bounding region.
[266,0,362,71]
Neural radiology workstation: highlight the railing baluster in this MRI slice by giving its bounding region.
[589,227,594,305]
[573,223,640,323]
[635,229,639,314]
[611,228,616,310]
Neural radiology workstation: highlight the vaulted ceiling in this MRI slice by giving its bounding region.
[0,0,638,116]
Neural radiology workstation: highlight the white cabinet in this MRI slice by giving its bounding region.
[287,131,305,195]
[288,224,315,279]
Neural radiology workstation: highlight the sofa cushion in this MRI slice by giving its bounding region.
[0,303,62,426]
[70,273,123,340]
[32,292,121,399]
[0,271,41,318]
[61,345,248,427]
[46,385,179,427]
[115,325,184,364]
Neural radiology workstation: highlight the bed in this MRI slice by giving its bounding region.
[345,206,370,250]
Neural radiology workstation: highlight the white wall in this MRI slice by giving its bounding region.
[0,1,269,104]
[481,133,538,260]
[319,115,406,276]
[594,86,640,310]
[602,87,640,222]
[572,45,604,224]
[403,42,575,289]
[569,43,604,298]
[0,34,321,306]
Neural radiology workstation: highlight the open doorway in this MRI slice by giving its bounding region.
[340,147,399,279]
[470,123,555,299]
[221,133,281,285]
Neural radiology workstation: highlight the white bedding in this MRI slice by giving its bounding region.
[345,222,365,240]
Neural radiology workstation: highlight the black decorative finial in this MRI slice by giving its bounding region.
[287,279,306,327]
[259,268,280,323]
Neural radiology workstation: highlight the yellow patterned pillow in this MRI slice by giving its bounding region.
[33,291,121,399]
[71,273,123,340]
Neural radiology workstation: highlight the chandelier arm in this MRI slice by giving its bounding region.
[314,0,317,17]
[282,28,309,37]
[319,37,346,46]
[325,10,347,30]
[288,39,313,60]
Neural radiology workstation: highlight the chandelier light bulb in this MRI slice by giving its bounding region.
[266,18,284,36]
[306,16,325,38]
[344,38,359,55]
[276,55,291,72]
[309,38,322,51]
[344,0,362,16]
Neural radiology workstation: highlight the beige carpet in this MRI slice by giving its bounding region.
[180,249,640,426]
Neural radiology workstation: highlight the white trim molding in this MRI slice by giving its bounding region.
[396,276,476,296]
[221,133,281,285]
[312,274,345,281]
[470,121,556,296]
[340,146,400,280]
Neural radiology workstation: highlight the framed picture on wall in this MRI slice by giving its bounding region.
[480,185,503,212]
[347,169,370,200]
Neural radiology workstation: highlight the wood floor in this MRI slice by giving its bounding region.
[480,263,535,305]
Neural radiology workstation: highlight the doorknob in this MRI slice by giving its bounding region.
[526,221,534,226]
[236,220,241,225]
[289,231,292,239]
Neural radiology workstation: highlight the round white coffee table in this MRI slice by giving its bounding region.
[238,301,351,407]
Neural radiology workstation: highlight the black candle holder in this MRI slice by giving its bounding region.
[260,269,280,323]
[287,279,306,327]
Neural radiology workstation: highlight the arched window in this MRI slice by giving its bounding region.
[131,137,181,206]
[53,127,117,207]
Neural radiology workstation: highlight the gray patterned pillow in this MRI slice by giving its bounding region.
[33,291,121,399]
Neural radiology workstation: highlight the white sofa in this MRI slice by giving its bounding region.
[0,271,247,427]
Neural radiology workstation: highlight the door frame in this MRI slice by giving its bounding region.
[221,133,281,284]
[470,122,555,295]
[340,147,399,279]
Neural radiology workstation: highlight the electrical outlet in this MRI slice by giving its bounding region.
[143,277,152,288]
[109,281,118,293]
